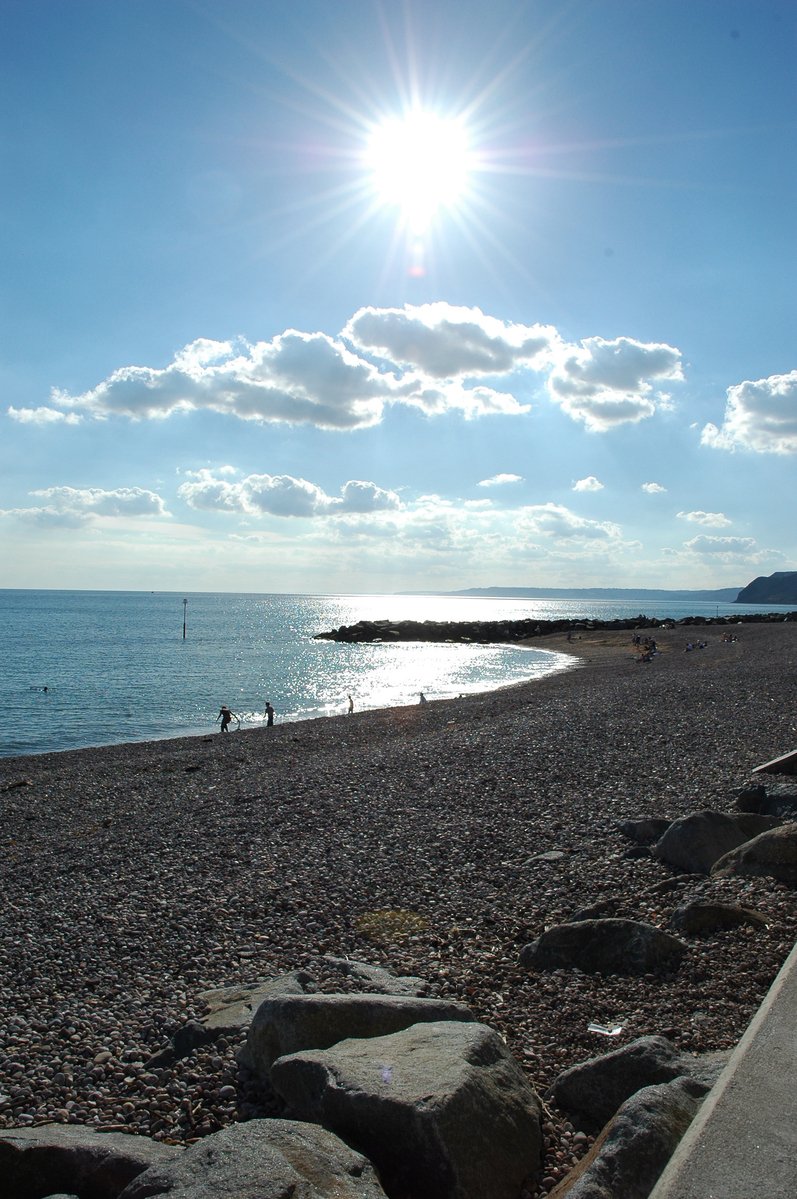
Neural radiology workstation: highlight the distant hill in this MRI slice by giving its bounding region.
[735,572,797,604]
[445,585,742,602]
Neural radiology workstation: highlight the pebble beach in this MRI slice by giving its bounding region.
[2,620,796,1195]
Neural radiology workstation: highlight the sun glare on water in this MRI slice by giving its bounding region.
[365,110,473,234]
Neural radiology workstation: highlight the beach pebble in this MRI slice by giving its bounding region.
[0,621,795,1199]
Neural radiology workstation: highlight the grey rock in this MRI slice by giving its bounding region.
[711,822,797,887]
[617,817,672,845]
[519,919,686,976]
[735,783,767,810]
[271,1020,543,1199]
[0,1124,182,1199]
[669,901,771,935]
[732,812,783,839]
[569,898,619,922]
[245,992,474,1082]
[652,810,750,874]
[550,1036,725,1134]
[200,971,314,1031]
[736,787,797,818]
[150,971,315,1069]
[549,1078,705,1199]
[319,957,428,995]
[117,1119,387,1199]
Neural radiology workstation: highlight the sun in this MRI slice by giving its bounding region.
[365,110,473,234]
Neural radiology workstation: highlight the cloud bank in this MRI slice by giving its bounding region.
[16,303,686,434]
[177,470,401,517]
[2,486,168,527]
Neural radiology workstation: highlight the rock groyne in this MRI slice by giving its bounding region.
[314,611,797,645]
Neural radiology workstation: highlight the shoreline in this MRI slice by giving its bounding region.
[4,612,793,763]
[2,621,796,1194]
[0,639,579,764]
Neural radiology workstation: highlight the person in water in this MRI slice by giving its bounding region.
[217,705,235,733]
[265,701,275,726]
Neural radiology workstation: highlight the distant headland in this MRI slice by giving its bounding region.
[735,572,797,604]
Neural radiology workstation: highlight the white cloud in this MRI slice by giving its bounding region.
[52,332,408,430]
[8,406,82,425]
[478,473,523,488]
[345,302,560,377]
[572,475,604,492]
[26,305,691,436]
[547,336,683,431]
[30,486,168,517]
[683,534,756,556]
[677,510,731,528]
[402,380,529,418]
[642,482,667,493]
[517,502,622,542]
[177,470,402,518]
[0,505,88,528]
[1,486,169,526]
[181,463,238,479]
[701,369,797,454]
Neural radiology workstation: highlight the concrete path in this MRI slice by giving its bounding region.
[651,938,797,1198]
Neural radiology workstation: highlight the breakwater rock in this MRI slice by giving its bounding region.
[314,611,797,645]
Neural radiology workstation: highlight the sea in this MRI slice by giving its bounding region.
[1,589,793,760]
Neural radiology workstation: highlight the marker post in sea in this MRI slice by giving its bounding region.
[183,597,188,640]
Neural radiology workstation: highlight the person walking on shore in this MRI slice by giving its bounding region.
[347,694,354,715]
[217,705,235,733]
[265,701,275,727]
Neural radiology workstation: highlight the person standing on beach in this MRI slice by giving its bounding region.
[347,694,354,715]
[217,705,235,733]
[265,701,275,726]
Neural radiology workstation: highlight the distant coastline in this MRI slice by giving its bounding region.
[402,585,742,602]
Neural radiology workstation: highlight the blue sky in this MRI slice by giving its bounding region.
[2,0,795,594]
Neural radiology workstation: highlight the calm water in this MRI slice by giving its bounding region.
[1,590,791,759]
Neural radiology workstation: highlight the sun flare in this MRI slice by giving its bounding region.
[365,110,472,233]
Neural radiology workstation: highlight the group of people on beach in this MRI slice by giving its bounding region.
[632,634,659,663]
[216,688,430,731]
[216,701,275,733]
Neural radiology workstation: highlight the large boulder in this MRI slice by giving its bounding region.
[652,810,750,874]
[549,1036,727,1134]
[711,823,797,887]
[271,1020,543,1199]
[549,1078,706,1199]
[519,919,686,976]
[244,992,474,1082]
[117,1119,387,1199]
[0,1125,182,1199]
[668,901,770,935]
